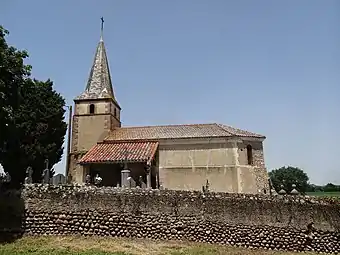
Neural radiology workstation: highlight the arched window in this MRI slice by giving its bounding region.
[89,104,95,114]
[246,145,253,165]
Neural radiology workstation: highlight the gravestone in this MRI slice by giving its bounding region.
[0,163,4,175]
[139,176,146,189]
[85,174,91,185]
[127,177,136,188]
[25,166,33,184]
[42,159,50,184]
[52,174,66,185]
[0,172,11,184]
[205,179,210,192]
[202,179,210,193]
[268,178,278,195]
[121,169,130,188]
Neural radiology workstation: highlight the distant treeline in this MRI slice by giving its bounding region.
[306,183,340,193]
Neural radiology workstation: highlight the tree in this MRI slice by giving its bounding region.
[1,78,67,185]
[269,166,309,194]
[323,183,340,193]
[0,26,67,186]
[0,26,31,156]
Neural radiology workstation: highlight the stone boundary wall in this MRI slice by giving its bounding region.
[1,184,340,253]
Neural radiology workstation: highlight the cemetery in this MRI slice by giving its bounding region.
[1,167,340,254]
[1,4,339,254]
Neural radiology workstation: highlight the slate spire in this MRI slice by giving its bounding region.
[75,17,117,101]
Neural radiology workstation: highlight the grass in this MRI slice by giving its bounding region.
[306,191,340,197]
[0,236,318,255]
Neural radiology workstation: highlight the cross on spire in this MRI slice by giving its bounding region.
[100,17,104,41]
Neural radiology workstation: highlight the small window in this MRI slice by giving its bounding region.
[247,145,253,165]
[114,108,117,118]
[89,104,95,114]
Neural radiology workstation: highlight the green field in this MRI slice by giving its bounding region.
[0,236,318,255]
[306,191,340,197]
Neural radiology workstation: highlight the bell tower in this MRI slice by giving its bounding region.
[67,17,121,183]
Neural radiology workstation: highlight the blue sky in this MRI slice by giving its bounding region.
[1,0,339,184]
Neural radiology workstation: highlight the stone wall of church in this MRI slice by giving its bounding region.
[1,185,339,253]
[159,166,239,192]
[68,154,84,183]
[157,138,268,194]
[238,140,266,168]
[158,141,236,192]
[69,99,120,183]
[238,141,269,193]
[75,101,109,115]
[73,99,113,152]
[75,115,110,151]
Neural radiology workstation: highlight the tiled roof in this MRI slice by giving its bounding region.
[105,123,265,141]
[216,124,264,138]
[75,36,118,103]
[79,141,159,164]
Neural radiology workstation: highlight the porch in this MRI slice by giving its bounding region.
[79,141,159,188]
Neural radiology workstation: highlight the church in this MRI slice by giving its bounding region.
[67,21,269,194]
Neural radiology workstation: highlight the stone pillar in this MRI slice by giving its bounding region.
[155,168,159,189]
[121,169,130,188]
[145,162,152,189]
[147,171,151,189]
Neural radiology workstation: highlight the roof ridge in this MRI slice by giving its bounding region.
[101,139,159,144]
[105,122,265,141]
[217,123,265,138]
[116,123,216,129]
[214,123,235,136]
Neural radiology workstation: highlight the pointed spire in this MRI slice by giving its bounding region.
[75,17,118,103]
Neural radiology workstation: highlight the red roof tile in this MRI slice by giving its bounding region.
[79,141,159,164]
[216,124,264,138]
[105,123,265,141]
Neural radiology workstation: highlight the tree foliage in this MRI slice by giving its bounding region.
[307,183,340,193]
[0,26,31,154]
[269,166,309,194]
[323,183,340,192]
[0,26,67,186]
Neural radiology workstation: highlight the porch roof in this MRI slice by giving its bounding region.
[79,141,159,164]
